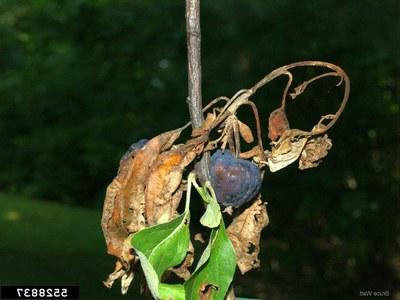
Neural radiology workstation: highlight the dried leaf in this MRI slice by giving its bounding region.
[227,199,269,274]
[103,261,126,288]
[191,112,216,137]
[267,135,308,172]
[121,270,135,295]
[101,129,184,290]
[145,145,196,225]
[268,108,290,141]
[194,233,206,243]
[239,145,263,160]
[299,134,332,170]
[101,144,145,258]
[238,120,254,143]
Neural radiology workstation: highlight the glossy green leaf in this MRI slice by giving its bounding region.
[132,214,187,256]
[132,212,190,278]
[193,180,221,228]
[131,174,194,299]
[184,221,236,300]
[135,249,160,299]
[159,283,186,300]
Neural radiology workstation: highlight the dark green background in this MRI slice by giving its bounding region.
[0,0,398,299]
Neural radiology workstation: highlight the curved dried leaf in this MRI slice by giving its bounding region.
[299,134,332,170]
[101,144,145,258]
[238,120,254,143]
[192,112,216,137]
[145,145,196,225]
[268,108,290,141]
[267,135,308,172]
[227,199,269,274]
[101,129,183,261]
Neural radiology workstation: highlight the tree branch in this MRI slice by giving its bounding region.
[185,0,210,183]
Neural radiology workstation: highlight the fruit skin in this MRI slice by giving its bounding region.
[121,139,148,161]
[210,150,262,208]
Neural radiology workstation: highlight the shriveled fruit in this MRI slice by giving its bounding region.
[210,150,262,208]
[121,139,148,161]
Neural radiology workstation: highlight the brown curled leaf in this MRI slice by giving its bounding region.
[145,145,196,225]
[266,133,308,173]
[268,108,290,141]
[101,128,183,262]
[299,134,332,170]
[238,120,254,143]
[191,112,216,137]
[239,145,263,160]
[227,199,269,274]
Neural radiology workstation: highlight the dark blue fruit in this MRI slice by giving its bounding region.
[210,150,262,208]
[121,139,148,161]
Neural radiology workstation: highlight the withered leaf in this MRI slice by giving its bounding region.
[194,233,206,244]
[101,129,183,271]
[299,134,332,170]
[145,145,196,225]
[103,260,126,288]
[267,134,308,173]
[227,199,269,274]
[268,108,290,141]
[238,120,254,143]
[239,145,263,160]
[191,112,216,137]
[101,129,189,293]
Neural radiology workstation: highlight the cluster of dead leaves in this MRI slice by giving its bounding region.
[101,60,349,294]
[101,125,269,294]
[265,108,333,172]
[101,128,199,291]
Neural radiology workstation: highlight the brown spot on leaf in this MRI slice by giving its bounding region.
[199,283,218,300]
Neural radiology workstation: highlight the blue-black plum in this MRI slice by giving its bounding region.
[210,150,262,208]
[121,139,148,161]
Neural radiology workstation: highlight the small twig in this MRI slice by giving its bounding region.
[243,101,266,160]
[186,0,210,183]
[280,71,293,109]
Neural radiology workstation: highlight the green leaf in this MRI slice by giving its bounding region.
[193,180,221,228]
[131,174,195,299]
[132,214,187,256]
[135,249,160,299]
[184,221,236,300]
[159,283,186,300]
[132,212,190,278]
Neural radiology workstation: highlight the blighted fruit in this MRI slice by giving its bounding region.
[121,139,148,161]
[210,150,262,208]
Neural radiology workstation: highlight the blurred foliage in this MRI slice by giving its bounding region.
[0,194,141,300]
[0,0,399,299]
